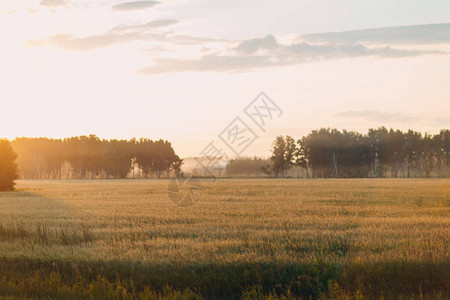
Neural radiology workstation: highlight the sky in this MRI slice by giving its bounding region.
[1,0,450,158]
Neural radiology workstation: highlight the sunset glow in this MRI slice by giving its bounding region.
[1,1,450,157]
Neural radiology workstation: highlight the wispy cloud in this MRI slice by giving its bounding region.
[168,35,221,45]
[139,35,442,74]
[27,21,450,73]
[28,33,150,51]
[335,110,450,127]
[111,1,160,11]
[235,35,278,55]
[110,20,179,32]
[302,23,450,45]
[27,20,179,51]
[27,18,224,51]
[138,55,272,74]
[139,23,449,74]
[238,35,438,58]
[40,0,66,7]
[335,110,417,123]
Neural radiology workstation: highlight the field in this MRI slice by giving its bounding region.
[0,179,449,299]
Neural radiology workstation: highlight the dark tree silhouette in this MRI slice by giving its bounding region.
[269,135,296,177]
[0,139,18,191]
[10,135,181,179]
[295,128,450,178]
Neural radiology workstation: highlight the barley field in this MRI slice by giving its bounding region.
[0,179,449,299]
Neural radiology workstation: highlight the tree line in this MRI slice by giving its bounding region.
[265,127,449,178]
[2,127,449,188]
[11,135,182,179]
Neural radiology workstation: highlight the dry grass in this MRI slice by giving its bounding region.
[0,179,448,299]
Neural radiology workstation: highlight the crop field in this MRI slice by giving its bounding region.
[0,179,449,299]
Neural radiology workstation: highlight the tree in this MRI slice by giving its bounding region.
[293,127,449,178]
[102,139,133,179]
[296,137,309,177]
[434,129,450,178]
[0,139,18,191]
[11,136,182,179]
[270,135,297,177]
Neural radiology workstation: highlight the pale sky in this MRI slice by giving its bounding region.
[1,0,449,158]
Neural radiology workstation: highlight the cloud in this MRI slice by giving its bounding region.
[237,35,439,58]
[138,55,273,74]
[28,22,450,72]
[302,23,450,45]
[28,19,222,51]
[28,33,154,51]
[168,35,220,45]
[28,20,179,51]
[141,45,171,53]
[283,42,438,59]
[40,0,66,7]
[235,35,278,54]
[335,110,450,127]
[112,1,159,11]
[138,37,441,74]
[335,110,417,123]
[110,20,179,32]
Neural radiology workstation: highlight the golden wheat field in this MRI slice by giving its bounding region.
[0,179,449,299]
